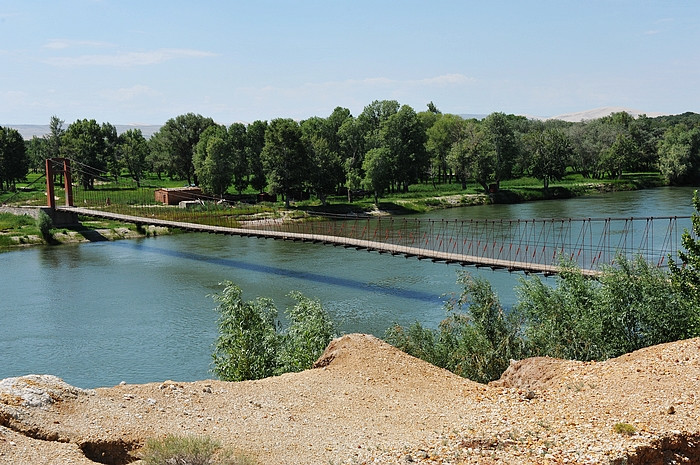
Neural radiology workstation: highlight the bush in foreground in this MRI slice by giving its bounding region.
[140,434,258,465]
[212,282,336,382]
[386,254,699,383]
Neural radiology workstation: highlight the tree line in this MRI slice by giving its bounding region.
[2,102,700,201]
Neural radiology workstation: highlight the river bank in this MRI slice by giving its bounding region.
[0,173,670,252]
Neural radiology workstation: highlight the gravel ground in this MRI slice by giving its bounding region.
[1,334,699,464]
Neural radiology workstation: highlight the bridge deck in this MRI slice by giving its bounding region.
[60,206,600,277]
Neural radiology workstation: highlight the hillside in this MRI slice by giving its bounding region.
[1,334,699,464]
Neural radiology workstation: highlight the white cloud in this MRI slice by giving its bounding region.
[100,84,159,102]
[44,48,217,67]
[44,39,114,50]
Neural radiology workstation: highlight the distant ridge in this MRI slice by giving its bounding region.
[459,107,667,122]
[2,124,162,139]
[546,106,667,122]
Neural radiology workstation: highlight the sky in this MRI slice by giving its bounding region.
[1,0,699,126]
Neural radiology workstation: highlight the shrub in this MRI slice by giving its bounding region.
[140,434,258,465]
[36,210,53,241]
[612,422,636,436]
[211,283,279,382]
[387,251,699,383]
[386,272,525,383]
[598,255,696,357]
[276,291,336,374]
[516,262,603,360]
[212,282,337,381]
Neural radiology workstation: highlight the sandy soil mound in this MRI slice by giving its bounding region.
[1,334,699,464]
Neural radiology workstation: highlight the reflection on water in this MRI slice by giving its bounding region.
[0,187,697,388]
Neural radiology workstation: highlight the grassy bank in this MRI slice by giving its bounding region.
[0,212,171,252]
[0,171,666,251]
[293,172,666,214]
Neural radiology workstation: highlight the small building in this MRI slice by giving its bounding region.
[154,187,203,205]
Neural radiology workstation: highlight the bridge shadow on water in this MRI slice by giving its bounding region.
[110,241,444,303]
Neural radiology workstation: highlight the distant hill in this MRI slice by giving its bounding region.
[2,124,162,140]
[546,106,667,122]
[460,107,668,122]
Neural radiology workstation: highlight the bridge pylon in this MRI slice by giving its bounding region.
[45,158,73,209]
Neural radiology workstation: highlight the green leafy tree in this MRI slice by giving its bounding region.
[229,122,249,194]
[670,190,700,306]
[380,104,428,192]
[447,122,493,191]
[61,119,108,189]
[26,136,47,173]
[527,128,572,190]
[338,116,365,198]
[426,113,466,184]
[361,147,392,203]
[277,292,336,374]
[193,125,234,198]
[246,120,268,193]
[658,125,700,185]
[212,282,279,382]
[598,255,695,357]
[116,129,149,187]
[101,122,119,179]
[483,112,520,189]
[146,131,171,180]
[45,115,64,159]
[386,272,525,383]
[261,118,309,207]
[157,113,216,185]
[0,126,28,191]
[212,282,337,382]
[516,263,602,360]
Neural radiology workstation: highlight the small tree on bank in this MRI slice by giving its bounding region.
[212,282,337,382]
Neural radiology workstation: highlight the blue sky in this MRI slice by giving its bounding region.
[1,0,699,125]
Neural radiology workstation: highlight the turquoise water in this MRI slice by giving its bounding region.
[0,187,696,388]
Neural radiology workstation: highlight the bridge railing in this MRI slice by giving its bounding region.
[246,214,690,273]
[59,167,691,274]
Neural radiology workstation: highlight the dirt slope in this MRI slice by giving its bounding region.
[1,333,699,464]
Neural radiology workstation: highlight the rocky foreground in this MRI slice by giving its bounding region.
[1,334,699,464]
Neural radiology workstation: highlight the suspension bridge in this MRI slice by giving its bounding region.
[40,158,691,277]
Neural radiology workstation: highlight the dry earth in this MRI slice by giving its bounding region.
[1,333,699,465]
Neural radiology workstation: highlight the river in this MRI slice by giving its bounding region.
[0,187,697,388]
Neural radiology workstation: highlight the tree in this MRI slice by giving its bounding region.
[26,136,47,173]
[338,116,365,198]
[229,123,249,194]
[658,125,700,185]
[483,112,520,189]
[246,120,268,193]
[157,113,216,185]
[61,119,108,189]
[261,118,309,207]
[147,131,170,180]
[527,128,571,189]
[670,191,700,307]
[426,114,466,184]
[212,282,336,381]
[446,122,493,191]
[193,125,234,198]
[379,104,428,192]
[276,291,336,374]
[305,135,343,206]
[45,115,64,159]
[101,122,119,178]
[0,126,28,191]
[117,129,148,187]
[361,147,392,203]
[211,282,279,382]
